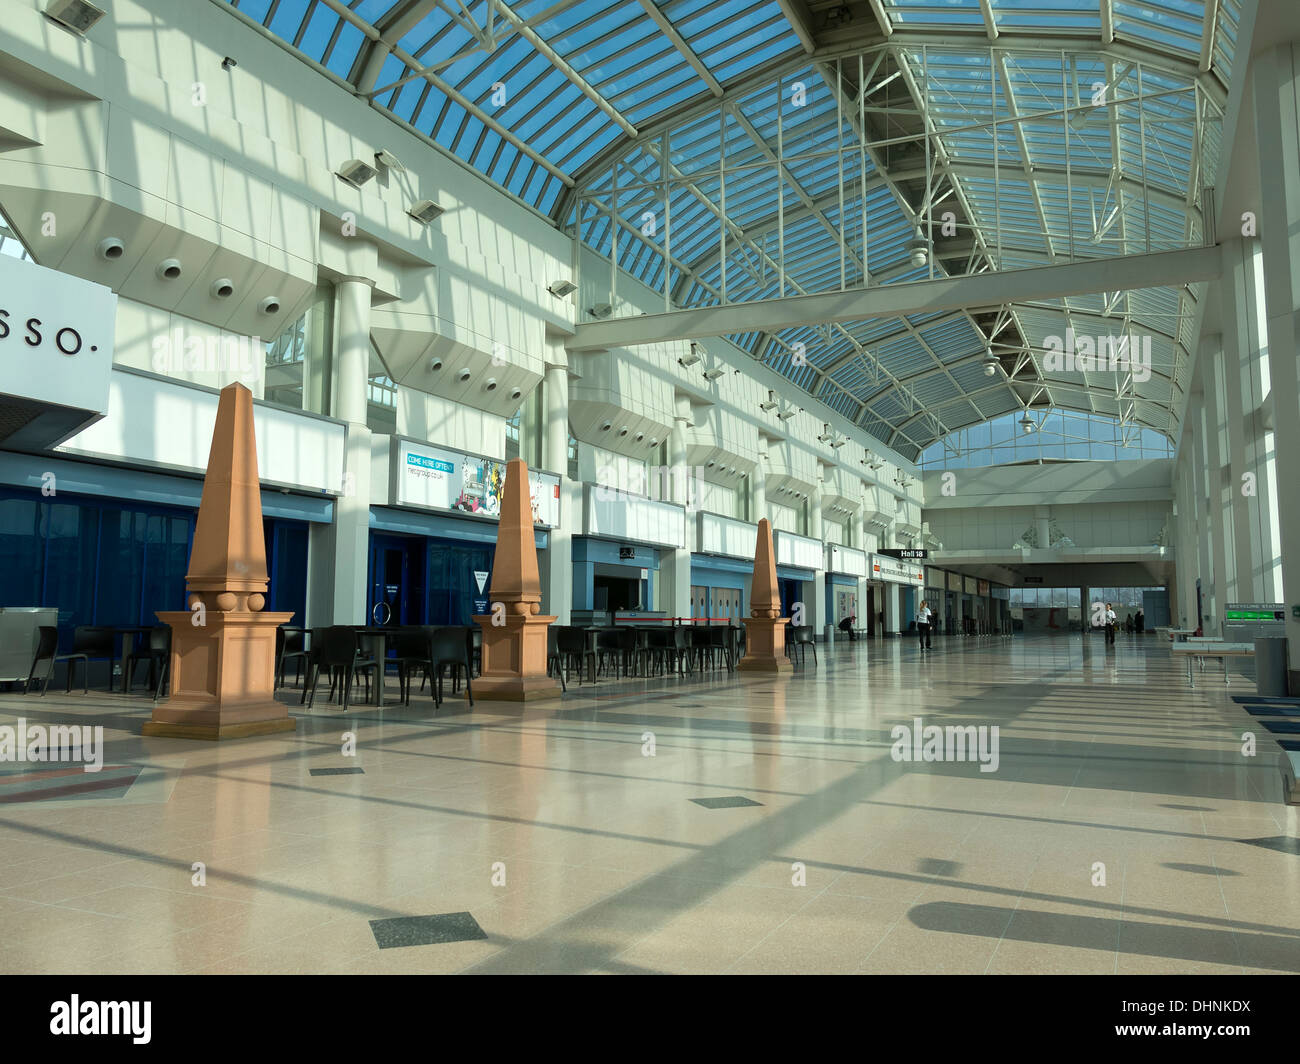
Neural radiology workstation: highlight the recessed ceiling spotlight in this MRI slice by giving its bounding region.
[96,237,124,261]
[210,278,235,299]
[258,295,281,315]
[155,258,182,281]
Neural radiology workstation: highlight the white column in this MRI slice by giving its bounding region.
[1035,506,1051,549]
[810,481,827,640]
[1204,341,1237,608]
[311,277,374,626]
[750,465,766,524]
[1255,41,1300,683]
[541,353,572,623]
[1223,238,1282,601]
[662,413,692,622]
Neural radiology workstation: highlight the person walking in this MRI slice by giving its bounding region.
[1105,602,1117,645]
[917,600,933,651]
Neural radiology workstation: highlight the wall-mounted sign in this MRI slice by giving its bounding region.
[0,254,115,448]
[1024,576,1044,584]
[396,439,560,527]
[977,580,990,596]
[619,547,637,560]
[871,553,924,586]
[879,548,928,560]
[947,571,964,592]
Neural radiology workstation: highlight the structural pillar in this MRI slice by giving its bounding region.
[312,276,373,625]
[1254,41,1300,686]
[809,481,827,641]
[661,410,692,622]
[541,351,573,624]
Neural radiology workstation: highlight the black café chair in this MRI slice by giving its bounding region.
[276,628,310,689]
[424,626,474,708]
[25,625,59,695]
[53,626,118,694]
[306,626,377,710]
[791,625,818,666]
[707,625,734,672]
[391,627,433,704]
[546,625,567,693]
[125,625,171,700]
[555,626,596,685]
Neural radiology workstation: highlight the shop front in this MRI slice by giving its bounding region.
[691,513,758,624]
[576,483,684,624]
[374,438,559,626]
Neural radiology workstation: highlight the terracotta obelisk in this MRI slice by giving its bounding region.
[472,458,561,702]
[143,382,296,739]
[737,518,793,673]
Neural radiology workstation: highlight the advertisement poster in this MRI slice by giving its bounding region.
[399,441,560,527]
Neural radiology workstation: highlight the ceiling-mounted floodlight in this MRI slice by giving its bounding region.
[589,303,613,319]
[983,348,1000,377]
[407,199,444,225]
[336,159,377,188]
[817,423,832,443]
[44,0,104,35]
[703,367,725,381]
[777,409,796,421]
[907,228,930,268]
[548,279,577,298]
[831,439,846,449]
[760,389,778,411]
[680,342,702,367]
[375,149,405,172]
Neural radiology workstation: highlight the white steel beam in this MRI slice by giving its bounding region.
[567,245,1223,350]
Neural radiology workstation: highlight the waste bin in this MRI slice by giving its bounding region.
[1256,637,1289,698]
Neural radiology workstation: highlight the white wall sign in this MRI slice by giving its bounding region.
[871,553,925,585]
[60,369,344,494]
[698,512,758,559]
[776,531,823,571]
[827,544,868,576]
[585,485,685,548]
[0,255,115,445]
[396,439,561,527]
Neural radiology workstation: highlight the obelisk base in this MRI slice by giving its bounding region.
[472,612,563,703]
[738,617,794,673]
[142,610,297,740]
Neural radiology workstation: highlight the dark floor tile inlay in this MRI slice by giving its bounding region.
[369,912,487,949]
[690,795,763,809]
[918,858,962,877]
[310,767,366,776]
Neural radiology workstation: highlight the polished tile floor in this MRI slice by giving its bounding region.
[1,633,1297,974]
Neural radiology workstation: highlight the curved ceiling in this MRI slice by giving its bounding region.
[223,0,1246,461]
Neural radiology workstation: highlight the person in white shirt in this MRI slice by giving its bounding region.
[1105,603,1117,645]
[917,600,933,651]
